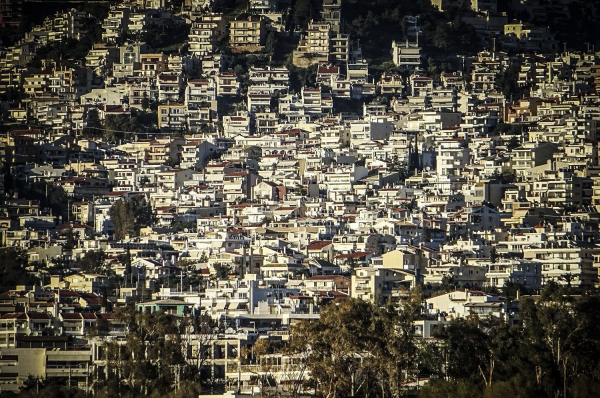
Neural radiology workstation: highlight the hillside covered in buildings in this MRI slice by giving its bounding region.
[2,0,600,398]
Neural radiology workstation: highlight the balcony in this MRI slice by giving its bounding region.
[46,366,91,377]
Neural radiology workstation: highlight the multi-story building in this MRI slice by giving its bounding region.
[158,102,187,131]
[216,71,240,96]
[138,53,169,78]
[321,0,342,33]
[102,7,130,43]
[351,267,416,303]
[504,23,559,52]
[523,241,599,288]
[157,72,182,102]
[0,0,22,29]
[392,40,421,69]
[186,78,218,130]
[188,13,227,56]
[229,16,267,49]
[294,20,331,66]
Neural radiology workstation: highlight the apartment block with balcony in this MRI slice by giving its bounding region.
[189,13,227,56]
[85,44,119,76]
[294,20,331,67]
[101,7,130,43]
[158,72,182,102]
[436,139,471,178]
[127,78,158,109]
[529,169,591,208]
[138,53,168,78]
[158,103,187,131]
[377,73,404,95]
[216,71,240,96]
[330,33,349,65]
[504,23,558,53]
[392,40,421,70]
[351,267,415,303]
[511,142,559,178]
[523,242,599,288]
[0,0,22,29]
[248,66,290,94]
[229,16,267,50]
[254,112,278,135]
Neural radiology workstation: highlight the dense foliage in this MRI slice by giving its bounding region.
[284,283,600,398]
[109,197,154,240]
[288,290,423,398]
[0,248,40,293]
[0,306,219,398]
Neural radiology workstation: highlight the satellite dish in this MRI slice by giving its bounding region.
[184,228,189,233]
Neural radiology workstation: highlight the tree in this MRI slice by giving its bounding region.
[495,64,524,99]
[17,182,68,220]
[507,136,520,151]
[103,113,153,142]
[109,196,154,240]
[293,0,316,28]
[164,157,179,168]
[490,247,498,264]
[0,248,39,293]
[421,228,432,243]
[433,318,492,383]
[83,108,104,137]
[490,169,516,184]
[18,378,87,398]
[518,284,600,397]
[401,198,418,212]
[288,63,318,93]
[373,288,423,396]
[265,31,277,55]
[78,250,107,273]
[214,264,230,280]
[289,298,375,398]
[418,379,474,398]
[109,200,135,240]
[433,24,451,54]
[100,306,188,397]
[64,227,76,250]
[179,310,218,379]
[288,292,423,398]
[242,338,283,394]
[409,282,600,398]
[432,18,480,55]
[141,92,151,112]
[171,220,196,232]
[346,256,358,271]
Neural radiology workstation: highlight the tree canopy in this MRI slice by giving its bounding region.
[109,196,154,240]
[77,250,107,273]
[0,248,39,293]
[288,290,422,398]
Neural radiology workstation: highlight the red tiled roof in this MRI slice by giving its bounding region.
[308,275,348,281]
[61,313,83,320]
[27,312,51,320]
[0,313,26,320]
[306,240,333,250]
[335,251,373,259]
